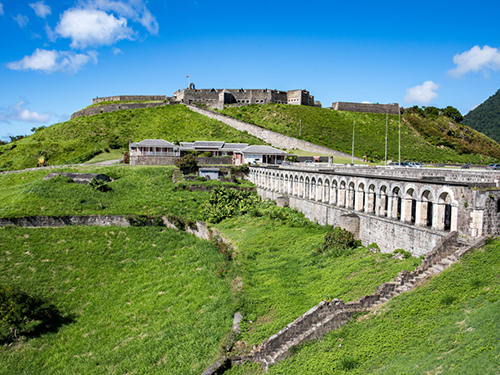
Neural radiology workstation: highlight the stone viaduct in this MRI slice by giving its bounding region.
[250,164,500,255]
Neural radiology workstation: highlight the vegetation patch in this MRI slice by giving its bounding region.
[219,104,500,163]
[0,226,233,375]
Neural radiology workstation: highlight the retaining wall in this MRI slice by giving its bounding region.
[130,155,233,166]
[70,102,173,120]
[186,105,359,159]
[92,95,167,104]
[258,188,446,256]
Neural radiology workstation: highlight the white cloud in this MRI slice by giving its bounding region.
[29,1,52,18]
[0,101,50,124]
[112,47,122,55]
[404,81,440,104]
[448,45,500,78]
[0,3,4,16]
[55,8,135,49]
[89,0,159,34]
[13,14,29,28]
[362,101,371,104]
[7,48,98,73]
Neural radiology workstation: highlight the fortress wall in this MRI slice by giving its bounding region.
[186,104,358,159]
[70,102,171,119]
[257,187,445,255]
[92,95,167,104]
[333,102,400,115]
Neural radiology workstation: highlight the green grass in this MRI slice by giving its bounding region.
[213,213,420,348]
[0,225,233,375]
[85,150,124,164]
[0,165,243,221]
[0,104,266,171]
[225,239,500,375]
[219,104,500,164]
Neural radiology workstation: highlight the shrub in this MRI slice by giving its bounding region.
[123,151,130,164]
[175,154,198,173]
[392,248,413,259]
[88,177,111,192]
[0,285,58,342]
[200,187,260,223]
[318,227,358,257]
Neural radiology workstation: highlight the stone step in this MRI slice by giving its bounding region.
[440,258,453,265]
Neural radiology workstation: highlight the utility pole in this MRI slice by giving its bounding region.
[352,119,355,165]
[385,113,388,166]
[299,120,302,137]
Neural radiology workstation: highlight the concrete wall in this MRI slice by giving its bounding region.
[71,102,173,120]
[92,95,167,104]
[332,102,400,115]
[186,104,359,159]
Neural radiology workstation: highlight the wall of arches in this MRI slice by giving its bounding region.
[252,168,459,234]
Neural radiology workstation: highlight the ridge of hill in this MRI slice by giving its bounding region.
[219,104,500,163]
[463,88,500,144]
[0,105,266,172]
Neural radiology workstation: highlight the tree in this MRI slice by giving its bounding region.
[441,106,463,123]
[423,106,440,118]
[175,153,198,173]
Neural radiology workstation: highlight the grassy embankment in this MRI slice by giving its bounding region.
[213,209,420,349]
[219,104,500,164]
[225,239,500,374]
[0,104,266,171]
[0,226,233,375]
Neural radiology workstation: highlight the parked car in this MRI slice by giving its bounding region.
[461,162,472,169]
[486,164,500,170]
[302,160,314,164]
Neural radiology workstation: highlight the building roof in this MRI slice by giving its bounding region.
[221,143,249,151]
[133,139,176,147]
[237,145,287,155]
[192,141,225,149]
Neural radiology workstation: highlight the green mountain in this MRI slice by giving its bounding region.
[463,88,500,144]
[220,104,500,163]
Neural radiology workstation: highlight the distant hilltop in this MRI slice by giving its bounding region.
[71,85,401,119]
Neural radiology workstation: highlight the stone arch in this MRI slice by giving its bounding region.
[378,185,389,217]
[347,181,356,209]
[355,182,365,211]
[367,183,376,214]
[294,175,299,196]
[280,173,285,194]
[331,179,338,206]
[403,187,417,224]
[418,189,434,227]
[310,177,316,201]
[434,190,455,231]
[324,179,330,204]
[339,180,346,207]
[299,176,305,198]
[317,177,323,202]
[390,186,402,220]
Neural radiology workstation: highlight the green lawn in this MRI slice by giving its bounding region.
[0,165,250,222]
[213,212,420,348]
[0,226,233,375]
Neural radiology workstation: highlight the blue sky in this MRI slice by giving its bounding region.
[1,0,500,141]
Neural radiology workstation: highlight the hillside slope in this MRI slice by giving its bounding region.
[219,104,500,163]
[463,88,500,144]
[0,105,265,171]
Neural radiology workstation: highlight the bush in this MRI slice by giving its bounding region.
[0,285,58,342]
[318,227,358,257]
[200,187,260,223]
[88,177,111,192]
[123,151,130,164]
[175,154,198,173]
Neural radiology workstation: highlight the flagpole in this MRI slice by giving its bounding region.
[398,104,401,165]
[385,113,388,166]
[352,119,355,165]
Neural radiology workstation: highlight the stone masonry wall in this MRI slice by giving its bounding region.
[71,102,173,120]
[257,187,446,255]
[92,95,167,104]
[332,102,400,115]
[186,104,360,159]
[129,156,233,166]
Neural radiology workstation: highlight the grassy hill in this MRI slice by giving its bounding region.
[463,88,500,144]
[0,105,265,172]
[224,237,500,375]
[219,104,500,163]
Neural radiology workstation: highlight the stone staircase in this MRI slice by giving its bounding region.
[230,233,486,372]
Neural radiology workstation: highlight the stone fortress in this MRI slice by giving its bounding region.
[71,86,401,119]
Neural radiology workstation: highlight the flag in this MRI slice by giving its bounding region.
[186,75,190,78]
